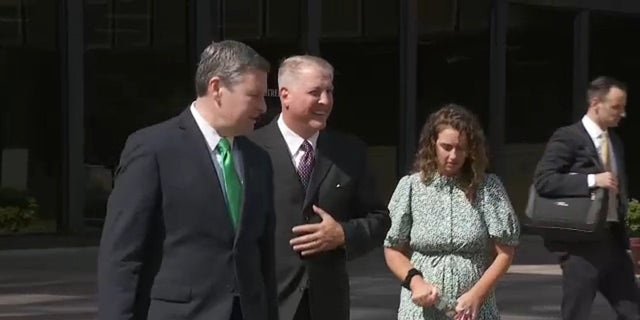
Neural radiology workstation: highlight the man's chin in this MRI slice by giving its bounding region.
[236,124,255,136]
[309,120,327,130]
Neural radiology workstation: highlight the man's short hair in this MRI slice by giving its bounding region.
[587,76,627,105]
[277,55,334,89]
[195,40,270,97]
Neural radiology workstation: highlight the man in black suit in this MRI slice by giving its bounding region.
[98,40,278,320]
[249,55,390,320]
[534,76,639,320]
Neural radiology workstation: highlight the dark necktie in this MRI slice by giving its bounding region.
[297,140,314,188]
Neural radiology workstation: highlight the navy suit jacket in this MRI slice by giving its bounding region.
[534,121,629,251]
[98,109,278,320]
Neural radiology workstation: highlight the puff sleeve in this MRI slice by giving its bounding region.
[479,174,521,247]
[384,175,414,248]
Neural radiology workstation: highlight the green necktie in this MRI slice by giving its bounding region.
[216,138,242,229]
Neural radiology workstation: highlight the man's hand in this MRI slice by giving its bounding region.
[290,205,345,256]
[595,172,618,193]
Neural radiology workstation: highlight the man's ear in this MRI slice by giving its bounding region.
[208,77,223,103]
[588,97,600,110]
[279,87,289,100]
[279,87,290,107]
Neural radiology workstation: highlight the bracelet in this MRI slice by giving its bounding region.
[401,268,423,290]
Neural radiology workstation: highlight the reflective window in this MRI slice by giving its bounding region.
[83,0,191,222]
[0,0,60,234]
[417,0,491,132]
[590,13,640,197]
[505,4,575,143]
[321,0,361,37]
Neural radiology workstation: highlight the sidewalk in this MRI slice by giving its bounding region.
[0,235,617,319]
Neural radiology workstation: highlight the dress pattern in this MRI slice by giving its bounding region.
[384,173,520,320]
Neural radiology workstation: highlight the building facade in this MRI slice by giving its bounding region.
[1,0,640,235]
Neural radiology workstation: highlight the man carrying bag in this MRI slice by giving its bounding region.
[532,76,639,320]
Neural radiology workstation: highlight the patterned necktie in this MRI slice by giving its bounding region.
[297,140,314,188]
[600,131,610,171]
[216,138,242,229]
[600,131,618,221]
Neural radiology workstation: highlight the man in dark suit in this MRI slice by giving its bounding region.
[534,76,639,320]
[249,55,391,320]
[97,40,278,320]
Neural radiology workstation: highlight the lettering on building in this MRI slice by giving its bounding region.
[265,88,279,97]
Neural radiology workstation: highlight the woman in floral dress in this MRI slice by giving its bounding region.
[384,105,520,320]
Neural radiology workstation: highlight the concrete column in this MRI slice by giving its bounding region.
[572,11,590,121]
[397,0,418,176]
[489,0,507,177]
[60,0,85,233]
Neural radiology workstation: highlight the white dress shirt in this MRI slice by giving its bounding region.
[581,115,618,221]
[190,102,244,188]
[276,115,319,168]
[582,116,618,187]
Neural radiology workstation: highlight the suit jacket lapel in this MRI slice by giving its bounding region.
[259,119,334,207]
[260,120,305,187]
[611,132,628,204]
[235,137,252,244]
[177,109,236,239]
[304,132,333,207]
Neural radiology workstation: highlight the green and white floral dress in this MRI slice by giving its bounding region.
[384,173,520,320]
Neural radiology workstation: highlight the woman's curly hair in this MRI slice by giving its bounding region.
[412,104,489,200]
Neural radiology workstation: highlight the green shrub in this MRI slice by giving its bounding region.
[626,198,640,237]
[0,188,39,232]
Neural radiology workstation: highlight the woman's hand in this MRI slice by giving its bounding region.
[409,277,439,307]
[454,289,483,320]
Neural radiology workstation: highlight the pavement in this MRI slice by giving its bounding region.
[0,235,621,319]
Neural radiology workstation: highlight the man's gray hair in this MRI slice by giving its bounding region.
[195,40,270,97]
[278,55,334,89]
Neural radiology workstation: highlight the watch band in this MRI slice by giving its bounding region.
[401,268,423,290]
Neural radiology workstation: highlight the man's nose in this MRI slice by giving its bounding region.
[319,91,331,105]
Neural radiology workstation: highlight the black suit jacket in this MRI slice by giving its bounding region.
[533,121,629,251]
[249,118,390,320]
[98,109,278,320]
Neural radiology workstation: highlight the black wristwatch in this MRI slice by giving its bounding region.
[401,268,423,290]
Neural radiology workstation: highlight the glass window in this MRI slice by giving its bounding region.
[0,0,25,46]
[224,0,304,125]
[223,0,262,39]
[417,0,456,34]
[590,13,640,197]
[505,4,575,143]
[321,0,361,38]
[85,0,154,49]
[265,0,300,39]
[319,40,399,146]
[321,2,399,198]
[83,0,190,223]
[0,0,60,234]
[363,2,398,38]
[417,0,491,132]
